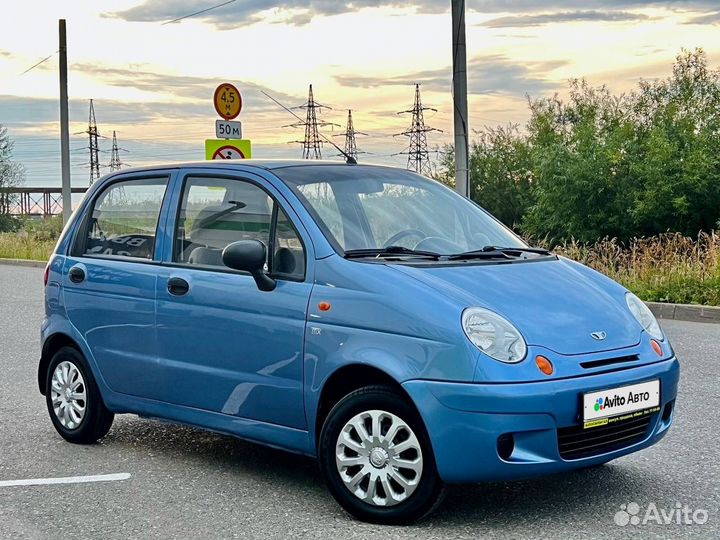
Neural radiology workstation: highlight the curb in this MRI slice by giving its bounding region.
[646,301,720,325]
[1,258,718,324]
[0,258,46,268]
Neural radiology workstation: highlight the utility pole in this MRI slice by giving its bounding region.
[287,84,338,159]
[452,0,470,197]
[86,100,100,184]
[396,84,441,176]
[108,131,127,171]
[338,110,366,161]
[58,19,72,224]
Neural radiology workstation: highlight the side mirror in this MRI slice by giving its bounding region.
[222,240,276,292]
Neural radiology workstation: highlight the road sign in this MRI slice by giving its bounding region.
[205,139,252,160]
[213,83,242,120]
[215,119,242,139]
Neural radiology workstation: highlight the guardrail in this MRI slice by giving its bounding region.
[0,187,87,217]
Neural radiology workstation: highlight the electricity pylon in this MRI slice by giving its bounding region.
[108,131,128,171]
[286,84,338,159]
[396,84,441,176]
[337,109,366,161]
[85,99,101,184]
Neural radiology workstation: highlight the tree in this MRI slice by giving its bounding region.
[435,48,720,244]
[522,80,638,243]
[630,49,720,236]
[0,125,24,231]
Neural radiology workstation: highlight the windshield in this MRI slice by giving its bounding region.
[276,165,527,255]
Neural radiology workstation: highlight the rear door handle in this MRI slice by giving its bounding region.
[68,265,85,284]
[167,277,190,296]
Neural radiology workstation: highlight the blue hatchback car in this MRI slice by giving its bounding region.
[41,161,679,523]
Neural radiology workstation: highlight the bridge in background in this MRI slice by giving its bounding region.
[0,187,88,217]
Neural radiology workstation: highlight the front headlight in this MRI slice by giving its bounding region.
[625,292,663,340]
[462,307,527,363]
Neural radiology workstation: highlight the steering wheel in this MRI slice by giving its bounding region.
[383,229,427,249]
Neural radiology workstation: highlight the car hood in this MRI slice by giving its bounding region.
[390,257,641,355]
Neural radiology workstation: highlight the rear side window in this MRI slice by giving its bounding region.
[82,178,168,260]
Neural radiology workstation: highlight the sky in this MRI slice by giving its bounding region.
[1,0,719,188]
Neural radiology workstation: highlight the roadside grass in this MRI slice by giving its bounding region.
[1,221,718,306]
[551,232,720,306]
[0,232,56,261]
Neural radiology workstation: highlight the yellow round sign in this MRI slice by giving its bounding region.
[213,83,242,120]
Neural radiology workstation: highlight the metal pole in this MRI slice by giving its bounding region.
[59,19,72,224]
[451,0,470,197]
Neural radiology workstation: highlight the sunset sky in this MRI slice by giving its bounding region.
[1,1,719,187]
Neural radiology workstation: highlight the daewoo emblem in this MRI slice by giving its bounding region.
[591,331,607,341]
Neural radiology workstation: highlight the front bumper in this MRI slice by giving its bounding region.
[402,357,679,484]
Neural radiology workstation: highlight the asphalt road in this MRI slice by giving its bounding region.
[0,263,718,539]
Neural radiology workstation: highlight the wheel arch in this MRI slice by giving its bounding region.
[39,333,81,395]
[314,363,416,447]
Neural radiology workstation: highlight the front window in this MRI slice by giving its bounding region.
[277,166,526,256]
[174,176,305,280]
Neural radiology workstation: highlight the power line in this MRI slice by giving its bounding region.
[161,0,237,25]
[19,50,58,76]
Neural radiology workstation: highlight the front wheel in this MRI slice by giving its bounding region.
[318,386,444,524]
[45,346,114,444]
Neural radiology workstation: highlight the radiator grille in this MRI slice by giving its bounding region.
[558,414,653,460]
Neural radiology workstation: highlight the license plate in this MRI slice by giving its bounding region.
[582,379,660,429]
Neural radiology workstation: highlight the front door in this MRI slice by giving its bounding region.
[155,173,311,430]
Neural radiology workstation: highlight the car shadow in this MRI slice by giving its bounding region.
[101,415,664,528]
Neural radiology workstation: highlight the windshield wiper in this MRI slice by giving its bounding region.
[447,245,551,261]
[343,246,442,260]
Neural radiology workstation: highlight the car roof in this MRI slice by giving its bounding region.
[102,159,399,180]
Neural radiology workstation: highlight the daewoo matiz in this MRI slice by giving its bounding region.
[40,161,679,524]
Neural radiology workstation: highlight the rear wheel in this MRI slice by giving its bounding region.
[45,346,114,444]
[319,386,444,524]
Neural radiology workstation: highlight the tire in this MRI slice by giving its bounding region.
[319,385,445,524]
[45,346,114,444]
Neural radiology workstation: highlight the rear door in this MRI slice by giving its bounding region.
[63,173,172,400]
[154,170,312,430]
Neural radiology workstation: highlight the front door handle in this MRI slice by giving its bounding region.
[68,265,85,284]
[167,277,190,296]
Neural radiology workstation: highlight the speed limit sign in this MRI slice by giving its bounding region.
[213,83,242,120]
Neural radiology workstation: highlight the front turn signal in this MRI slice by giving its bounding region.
[535,355,554,376]
[651,339,663,357]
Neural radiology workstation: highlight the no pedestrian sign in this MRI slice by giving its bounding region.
[205,139,252,160]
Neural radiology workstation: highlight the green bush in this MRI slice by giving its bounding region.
[440,49,720,244]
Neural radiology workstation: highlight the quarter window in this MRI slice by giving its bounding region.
[83,178,168,260]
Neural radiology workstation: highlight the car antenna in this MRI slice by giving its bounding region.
[260,89,358,165]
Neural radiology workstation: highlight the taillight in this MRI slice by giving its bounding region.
[43,261,50,286]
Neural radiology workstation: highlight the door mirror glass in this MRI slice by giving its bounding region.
[222,240,276,291]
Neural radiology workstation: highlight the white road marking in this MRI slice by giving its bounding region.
[0,473,131,488]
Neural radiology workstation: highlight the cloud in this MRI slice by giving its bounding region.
[0,94,210,126]
[103,1,720,28]
[481,10,653,28]
[685,10,720,24]
[335,55,566,96]
[66,64,302,114]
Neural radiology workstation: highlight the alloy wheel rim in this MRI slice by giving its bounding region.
[50,361,87,430]
[335,409,423,507]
